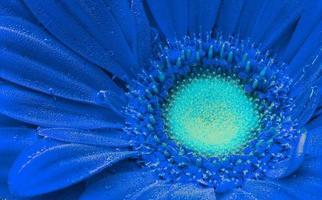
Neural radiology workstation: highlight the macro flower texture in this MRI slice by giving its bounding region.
[0,0,321,199]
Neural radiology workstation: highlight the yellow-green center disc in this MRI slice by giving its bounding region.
[164,76,260,157]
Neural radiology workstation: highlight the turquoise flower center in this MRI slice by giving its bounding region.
[125,35,299,192]
[165,75,260,156]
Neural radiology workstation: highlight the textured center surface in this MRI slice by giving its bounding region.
[165,76,260,156]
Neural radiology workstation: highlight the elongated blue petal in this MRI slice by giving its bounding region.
[288,22,322,95]
[292,86,320,127]
[218,188,258,200]
[80,169,157,200]
[282,0,322,62]
[306,111,322,131]
[240,149,322,200]
[130,182,216,200]
[0,16,123,105]
[0,114,26,127]
[0,0,36,22]
[241,180,296,200]
[260,0,303,51]
[306,123,322,157]
[166,183,216,200]
[247,0,287,44]
[0,128,37,199]
[0,128,37,154]
[287,30,322,99]
[8,140,137,197]
[32,183,85,200]
[130,0,152,67]
[278,170,322,200]
[145,0,179,40]
[146,0,220,40]
[0,81,123,129]
[24,0,145,81]
[38,128,129,148]
[215,0,244,36]
[235,0,264,38]
[187,0,220,35]
[272,147,322,200]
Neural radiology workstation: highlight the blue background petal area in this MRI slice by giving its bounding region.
[38,128,130,148]
[32,183,85,200]
[0,81,123,129]
[0,127,38,199]
[8,140,138,197]
[145,0,220,40]
[129,182,216,200]
[24,0,152,82]
[0,114,27,127]
[306,116,322,158]
[81,168,157,200]
[0,16,123,105]
[82,170,216,200]
[281,0,322,62]
[0,0,320,199]
[0,0,36,22]
[264,132,307,179]
[215,0,244,36]
[219,116,322,200]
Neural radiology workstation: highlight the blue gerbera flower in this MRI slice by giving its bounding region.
[0,0,321,199]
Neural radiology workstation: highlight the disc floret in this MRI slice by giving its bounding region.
[125,35,300,192]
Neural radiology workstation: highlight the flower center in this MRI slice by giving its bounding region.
[125,34,300,192]
[164,75,260,156]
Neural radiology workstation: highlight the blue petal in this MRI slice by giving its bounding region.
[215,0,244,36]
[241,180,296,200]
[0,114,26,127]
[0,0,36,22]
[278,172,322,200]
[306,123,322,157]
[32,183,85,200]
[130,182,216,200]
[166,183,216,200]
[145,0,182,40]
[265,132,306,179]
[0,81,123,129]
[273,151,322,200]
[0,128,37,199]
[38,128,129,148]
[80,169,157,200]
[241,151,322,200]
[82,167,215,200]
[234,0,305,53]
[145,0,220,40]
[288,22,322,96]
[246,0,287,44]
[187,0,220,35]
[259,0,304,51]
[282,0,322,62]
[8,140,137,197]
[24,0,144,81]
[306,113,322,134]
[0,128,37,154]
[217,188,257,200]
[130,0,152,67]
[0,16,123,105]
[292,86,320,127]
[234,0,264,38]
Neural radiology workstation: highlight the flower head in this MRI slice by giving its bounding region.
[0,0,321,199]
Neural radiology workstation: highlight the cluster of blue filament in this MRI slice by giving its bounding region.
[124,35,301,192]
